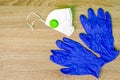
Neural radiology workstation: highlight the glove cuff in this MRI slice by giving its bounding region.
[88,63,102,78]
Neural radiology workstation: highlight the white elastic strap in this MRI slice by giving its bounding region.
[26,12,45,31]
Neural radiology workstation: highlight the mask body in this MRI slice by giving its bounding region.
[45,8,74,36]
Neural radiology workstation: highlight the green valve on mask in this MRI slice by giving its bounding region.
[49,19,59,28]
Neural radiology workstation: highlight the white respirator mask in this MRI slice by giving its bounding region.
[27,8,74,36]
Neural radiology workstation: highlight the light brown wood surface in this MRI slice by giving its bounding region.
[0,0,120,80]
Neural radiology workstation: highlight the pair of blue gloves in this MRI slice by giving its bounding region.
[50,8,119,78]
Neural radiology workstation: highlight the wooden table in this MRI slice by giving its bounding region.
[0,0,120,80]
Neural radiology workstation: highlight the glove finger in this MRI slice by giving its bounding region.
[51,50,69,56]
[63,37,79,47]
[61,67,91,75]
[80,15,91,34]
[63,37,87,53]
[105,11,111,22]
[79,33,91,48]
[50,55,71,67]
[97,8,106,30]
[97,8,105,19]
[56,40,72,51]
[88,8,97,22]
[61,68,76,75]
[105,11,112,33]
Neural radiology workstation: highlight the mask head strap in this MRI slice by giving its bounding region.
[26,12,45,31]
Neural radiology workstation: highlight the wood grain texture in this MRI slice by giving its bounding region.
[0,0,119,6]
[0,0,120,80]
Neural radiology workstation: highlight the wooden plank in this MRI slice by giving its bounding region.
[0,0,119,7]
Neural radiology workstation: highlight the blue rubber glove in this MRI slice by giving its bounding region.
[50,37,105,78]
[80,8,114,50]
[80,8,119,63]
